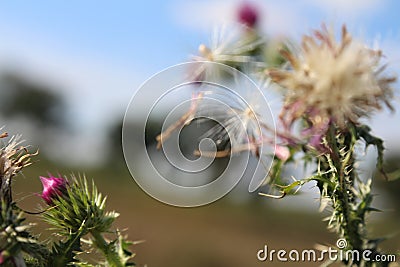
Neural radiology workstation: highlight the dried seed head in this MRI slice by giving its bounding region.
[270,24,396,129]
[1,135,35,204]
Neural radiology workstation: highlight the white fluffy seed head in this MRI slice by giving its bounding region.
[269,25,395,127]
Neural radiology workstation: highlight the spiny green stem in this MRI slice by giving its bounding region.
[324,125,389,266]
[49,232,82,267]
[330,127,363,250]
[90,230,124,267]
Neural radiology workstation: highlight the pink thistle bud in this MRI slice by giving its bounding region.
[40,176,68,205]
[0,252,5,265]
[237,2,258,27]
[275,145,290,162]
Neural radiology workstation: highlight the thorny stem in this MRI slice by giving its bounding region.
[327,125,363,250]
[50,232,82,267]
[91,230,124,267]
[323,125,388,267]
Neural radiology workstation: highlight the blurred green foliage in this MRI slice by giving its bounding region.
[0,72,66,128]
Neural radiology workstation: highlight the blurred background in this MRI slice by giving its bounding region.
[1,0,399,266]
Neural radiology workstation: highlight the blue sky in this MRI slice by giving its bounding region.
[0,0,399,164]
[2,0,399,76]
[0,1,200,73]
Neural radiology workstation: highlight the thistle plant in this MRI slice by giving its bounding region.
[42,175,135,267]
[0,130,136,266]
[154,6,398,265]
[265,25,397,266]
[0,132,46,266]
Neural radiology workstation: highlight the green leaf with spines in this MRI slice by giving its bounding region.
[356,124,387,179]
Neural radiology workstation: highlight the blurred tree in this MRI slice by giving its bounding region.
[107,119,124,164]
[0,72,66,128]
[106,118,160,167]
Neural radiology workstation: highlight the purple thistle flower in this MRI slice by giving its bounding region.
[40,176,67,205]
[237,2,258,28]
